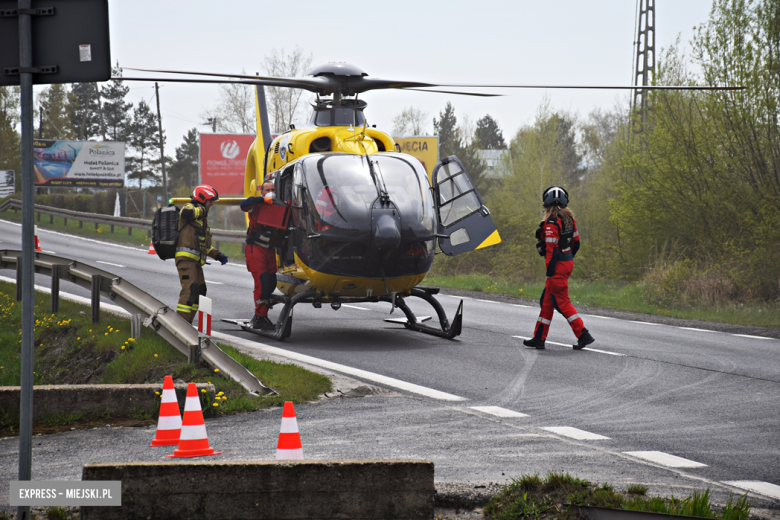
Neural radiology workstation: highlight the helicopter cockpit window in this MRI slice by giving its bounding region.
[302,155,377,231]
[436,161,481,227]
[313,107,366,127]
[371,156,436,234]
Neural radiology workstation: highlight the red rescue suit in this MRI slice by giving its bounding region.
[533,216,585,342]
[241,197,278,318]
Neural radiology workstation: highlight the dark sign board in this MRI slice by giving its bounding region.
[0,0,110,86]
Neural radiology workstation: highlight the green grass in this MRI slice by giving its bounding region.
[0,209,247,262]
[0,280,332,432]
[485,472,750,520]
[423,273,780,329]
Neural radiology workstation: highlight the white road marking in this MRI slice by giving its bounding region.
[470,406,528,418]
[476,299,500,303]
[542,427,610,440]
[679,327,715,332]
[204,280,224,285]
[582,314,614,319]
[211,330,467,401]
[722,481,780,500]
[96,261,125,268]
[733,334,773,340]
[342,304,370,311]
[1,219,147,252]
[444,294,471,300]
[513,304,533,308]
[623,451,706,468]
[512,336,625,356]
[629,321,659,325]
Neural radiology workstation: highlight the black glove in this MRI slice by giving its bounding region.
[216,253,228,265]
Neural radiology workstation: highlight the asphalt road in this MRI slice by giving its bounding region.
[2,219,779,512]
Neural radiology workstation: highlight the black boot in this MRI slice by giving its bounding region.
[250,315,275,331]
[523,337,546,349]
[574,329,595,350]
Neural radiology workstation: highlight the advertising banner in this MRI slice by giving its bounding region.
[33,140,125,188]
[0,170,14,197]
[394,136,438,180]
[199,134,257,195]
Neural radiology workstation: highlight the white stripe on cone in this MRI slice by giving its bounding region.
[180,423,208,441]
[184,396,201,411]
[280,417,299,433]
[161,388,177,402]
[156,415,182,431]
[276,448,304,460]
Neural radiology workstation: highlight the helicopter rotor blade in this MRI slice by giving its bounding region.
[122,66,330,90]
[420,83,744,91]
[400,88,503,97]
[115,76,326,90]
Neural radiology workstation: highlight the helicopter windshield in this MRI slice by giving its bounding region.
[312,107,366,127]
[302,154,435,235]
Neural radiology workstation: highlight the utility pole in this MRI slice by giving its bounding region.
[155,82,169,202]
[38,106,43,139]
[633,0,656,122]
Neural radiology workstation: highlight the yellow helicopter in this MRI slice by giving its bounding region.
[122,63,738,340]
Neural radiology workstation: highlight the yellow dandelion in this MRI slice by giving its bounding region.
[154,354,158,358]
[104,333,109,336]
[212,403,219,407]
[155,391,160,395]
[121,346,125,350]
[89,329,92,333]
[201,389,206,393]
[77,337,80,340]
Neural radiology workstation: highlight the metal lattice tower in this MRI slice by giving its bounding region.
[633,0,656,119]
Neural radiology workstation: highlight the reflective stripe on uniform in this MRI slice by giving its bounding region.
[567,314,580,323]
[176,246,206,262]
[177,304,192,313]
[191,304,199,312]
[573,231,579,237]
[545,237,558,243]
[537,317,552,324]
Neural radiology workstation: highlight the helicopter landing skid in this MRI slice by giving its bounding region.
[383,288,463,339]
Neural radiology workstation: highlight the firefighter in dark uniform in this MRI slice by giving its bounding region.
[524,186,595,350]
[240,179,279,330]
[175,184,228,323]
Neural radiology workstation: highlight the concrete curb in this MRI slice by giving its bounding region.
[82,460,434,520]
[0,383,215,421]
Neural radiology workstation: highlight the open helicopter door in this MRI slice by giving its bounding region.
[432,156,501,255]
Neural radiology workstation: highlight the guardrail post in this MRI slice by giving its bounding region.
[190,336,203,364]
[50,214,53,224]
[91,275,102,323]
[15,262,22,301]
[130,313,142,339]
[128,227,132,236]
[63,218,67,226]
[36,212,40,222]
[79,221,83,229]
[50,265,62,314]
[110,224,114,233]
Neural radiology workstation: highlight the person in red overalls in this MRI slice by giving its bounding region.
[524,186,595,350]
[240,179,278,331]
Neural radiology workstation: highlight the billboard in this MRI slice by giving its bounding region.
[0,170,14,198]
[33,140,125,188]
[393,136,438,180]
[199,134,256,195]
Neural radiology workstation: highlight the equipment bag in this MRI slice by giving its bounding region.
[151,204,181,260]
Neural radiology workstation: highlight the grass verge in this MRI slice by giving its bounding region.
[0,280,332,436]
[484,472,750,520]
[0,210,247,262]
[424,273,780,329]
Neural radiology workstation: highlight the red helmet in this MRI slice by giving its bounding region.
[192,185,219,203]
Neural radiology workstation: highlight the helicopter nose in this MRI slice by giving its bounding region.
[373,213,401,259]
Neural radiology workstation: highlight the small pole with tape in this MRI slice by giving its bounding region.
[197,296,212,336]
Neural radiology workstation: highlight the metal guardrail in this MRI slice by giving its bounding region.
[0,198,247,244]
[0,249,276,396]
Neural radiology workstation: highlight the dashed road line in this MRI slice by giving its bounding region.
[342,304,370,311]
[582,314,614,319]
[513,304,533,308]
[470,406,528,418]
[733,334,772,340]
[204,280,224,285]
[512,336,625,356]
[629,321,660,325]
[542,427,610,440]
[96,261,125,268]
[476,299,500,303]
[680,327,715,332]
[722,481,780,500]
[623,451,706,468]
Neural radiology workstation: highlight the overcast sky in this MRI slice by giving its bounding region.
[92,0,716,156]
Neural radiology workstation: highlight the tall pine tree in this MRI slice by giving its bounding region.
[101,65,132,142]
[169,128,199,191]
[70,82,103,140]
[433,102,488,193]
[127,100,163,188]
[474,114,506,149]
[0,86,21,192]
[38,84,76,140]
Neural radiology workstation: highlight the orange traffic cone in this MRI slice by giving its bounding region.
[150,375,181,447]
[167,383,221,458]
[147,241,156,255]
[34,225,42,252]
[276,401,303,460]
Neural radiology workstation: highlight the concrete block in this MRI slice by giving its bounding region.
[0,383,215,421]
[82,460,434,519]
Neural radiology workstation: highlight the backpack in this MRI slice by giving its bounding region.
[151,204,181,260]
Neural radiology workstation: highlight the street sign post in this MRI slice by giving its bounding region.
[0,2,111,518]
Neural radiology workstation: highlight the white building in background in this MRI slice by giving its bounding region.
[476,149,511,178]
